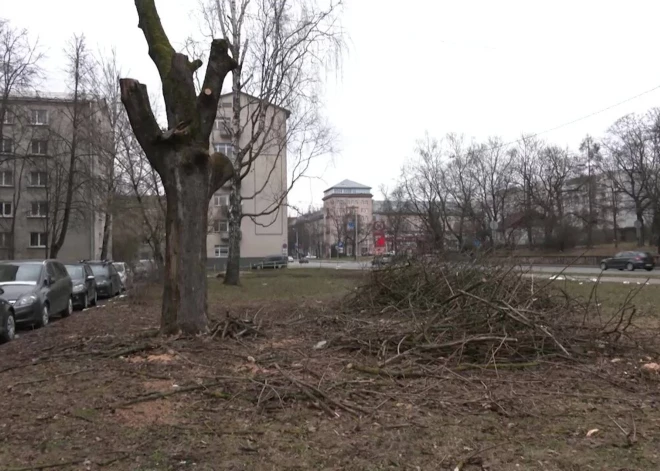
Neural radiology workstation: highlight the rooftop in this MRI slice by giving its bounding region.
[324,179,371,192]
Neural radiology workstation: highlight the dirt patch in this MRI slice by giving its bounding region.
[113,399,180,427]
[1,275,660,470]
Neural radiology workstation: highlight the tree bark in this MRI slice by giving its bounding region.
[100,212,112,260]
[224,179,242,285]
[120,0,236,335]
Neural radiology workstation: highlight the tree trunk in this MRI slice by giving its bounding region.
[100,211,112,260]
[160,159,210,334]
[636,210,645,247]
[224,179,242,285]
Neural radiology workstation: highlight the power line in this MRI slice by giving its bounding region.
[490,83,660,151]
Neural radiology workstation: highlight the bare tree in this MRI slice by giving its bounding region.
[203,0,342,285]
[120,0,236,334]
[604,113,655,246]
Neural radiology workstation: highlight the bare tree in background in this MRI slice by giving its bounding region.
[604,113,655,247]
[48,34,95,258]
[379,185,414,254]
[203,0,342,285]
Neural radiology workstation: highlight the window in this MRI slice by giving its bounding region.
[2,109,13,125]
[29,171,47,187]
[213,143,234,157]
[0,232,9,248]
[31,109,48,125]
[29,232,47,248]
[29,201,48,218]
[214,117,229,131]
[214,245,229,257]
[214,194,229,207]
[0,139,12,154]
[212,220,229,232]
[0,171,13,187]
[0,202,12,218]
[30,140,48,155]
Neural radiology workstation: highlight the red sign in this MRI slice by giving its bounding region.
[375,235,386,247]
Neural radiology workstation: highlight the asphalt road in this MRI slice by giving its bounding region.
[289,260,660,282]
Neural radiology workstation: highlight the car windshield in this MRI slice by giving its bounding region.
[65,265,84,279]
[0,263,41,283]
[113,263,125,273]
[90,264,109,276]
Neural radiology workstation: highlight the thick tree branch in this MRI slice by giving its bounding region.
[119,78,163,173]
[197,39,238,139]
[209,151,234,197]
[135,0,176,78]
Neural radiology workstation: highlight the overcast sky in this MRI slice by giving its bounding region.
[5,1,660,211]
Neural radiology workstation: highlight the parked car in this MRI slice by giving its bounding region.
[298,257,309,264]
[0,292,15,342]
[65,263,97,310]
[250,255,289,270]
[0,260,73,328]
[112,262,129,290]
[372,254,393,267]
[85,260,122,298]
[287,256,295,263]
[600,251,655,271]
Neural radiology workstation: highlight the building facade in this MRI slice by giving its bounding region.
[206,92,289,269]
[0,92,108,261]
[322,180,374,257]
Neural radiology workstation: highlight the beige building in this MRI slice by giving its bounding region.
[206,92,288,269]
[322,180,374,257]
[0,92,108,261]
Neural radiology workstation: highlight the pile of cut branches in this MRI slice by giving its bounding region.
[338,257,640,371]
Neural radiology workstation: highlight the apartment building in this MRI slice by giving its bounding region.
[207,92,289,269]
[0,92,108,261]
[322,180,374,256]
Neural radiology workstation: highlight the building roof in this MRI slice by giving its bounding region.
[219,91,291,118]
[324,179,371,192]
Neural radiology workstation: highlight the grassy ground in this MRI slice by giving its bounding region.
[0,270,659,470]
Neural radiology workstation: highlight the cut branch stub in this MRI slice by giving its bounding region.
[209,152,235,197]
[197,39,238,139]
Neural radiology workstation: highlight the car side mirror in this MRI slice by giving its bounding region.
[87,275,95,281]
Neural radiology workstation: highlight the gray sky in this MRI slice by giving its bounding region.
[5,1,660,211]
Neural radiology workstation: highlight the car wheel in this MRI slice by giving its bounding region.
[61,298,73,317]
[600,262,607,271]
[1,312,15,342]
[37,304,49,328]
[626,262,634,271]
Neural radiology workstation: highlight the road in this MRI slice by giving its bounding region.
[289,260,660,283]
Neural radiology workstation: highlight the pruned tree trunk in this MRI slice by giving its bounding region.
[120,0,236,335]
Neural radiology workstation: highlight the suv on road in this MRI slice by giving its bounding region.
[600,251,655,272]
[0,260,73,327]
[251,255,289,270]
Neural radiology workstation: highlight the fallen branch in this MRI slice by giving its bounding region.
[110,381,223,409]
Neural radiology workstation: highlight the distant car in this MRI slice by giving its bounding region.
[307,255,317,259]
[287,256,294,263]
[112,262,129,290]
[0,260,73,328]
[251,255,288,270]
[372,255,393,267]
[65,263,97,310]
[298,257,309,264]
[600,251,655,271]
[0,292,15,342]
[85,260,122,298]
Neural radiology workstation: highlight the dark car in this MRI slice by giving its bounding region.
[0,260,73,328]
[251,255,288,270]
[65,263,98,310]
[0,292,15,342]
[600,251,655,272]
[372,254,393,267]
[298,257,309,264]
[85,260,122,298]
